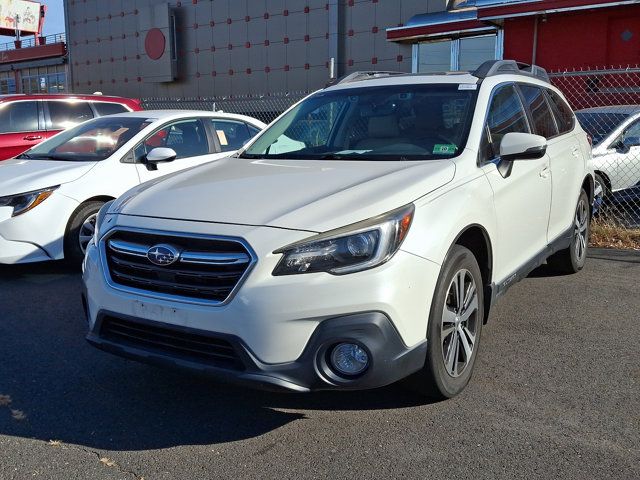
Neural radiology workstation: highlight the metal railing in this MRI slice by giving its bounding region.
[550,66,640,229]
[0,32,66,51]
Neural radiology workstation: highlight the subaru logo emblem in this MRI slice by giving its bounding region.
[146,244,180,266]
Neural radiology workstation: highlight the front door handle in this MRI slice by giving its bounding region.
[540,166,551,178]
[23,135,43,141]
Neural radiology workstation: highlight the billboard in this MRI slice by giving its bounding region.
[0,0,41,34]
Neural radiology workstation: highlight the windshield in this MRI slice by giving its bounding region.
[576,112,629,146]
[20,116,153,161]
[240,84,478,161]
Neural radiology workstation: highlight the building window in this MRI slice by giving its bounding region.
[414,32,503,73]
[20,65,66,94]
[0,72,16,94]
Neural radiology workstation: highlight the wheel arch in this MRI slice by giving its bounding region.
[451,224,494,324]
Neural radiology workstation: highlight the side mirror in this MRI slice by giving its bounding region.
[500,132,547,161]
[497,132,547,178]
[144,147,177,171]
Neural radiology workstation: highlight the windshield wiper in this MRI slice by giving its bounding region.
[27,153,80,161]
[16,153,32,159]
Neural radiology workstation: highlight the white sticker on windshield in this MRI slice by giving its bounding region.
[459,84,478,90]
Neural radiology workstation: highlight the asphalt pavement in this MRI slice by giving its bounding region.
[0,249,638,480]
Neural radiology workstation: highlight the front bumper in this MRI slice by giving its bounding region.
[0,193,79,264]
[85,309,428,392]
[83,216,441,391]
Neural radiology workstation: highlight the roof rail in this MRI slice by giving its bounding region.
[326,71,406,87]
[473,60,550,83]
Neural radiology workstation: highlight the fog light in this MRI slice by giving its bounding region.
[329,343,369,377]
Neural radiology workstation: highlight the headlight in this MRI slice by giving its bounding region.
[0,186,59,217]
[273,204,414,276]
[92,200,115,245]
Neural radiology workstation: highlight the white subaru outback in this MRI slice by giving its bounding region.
[82,61,594,399]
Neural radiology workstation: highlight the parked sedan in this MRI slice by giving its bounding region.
[0,110,265,264]
[576,106,640,205]
[0,94,143,160]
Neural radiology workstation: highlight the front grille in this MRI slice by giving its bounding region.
[100,316,244,370]
[103,230,252,303]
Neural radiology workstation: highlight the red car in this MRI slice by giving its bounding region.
[0,94,142,160]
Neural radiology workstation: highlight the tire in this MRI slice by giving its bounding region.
[547,189,590,274]
[407,245,484,399]
[64,201,104,265]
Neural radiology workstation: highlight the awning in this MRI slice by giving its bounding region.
[386,9,493,42]
[387,0,637,42]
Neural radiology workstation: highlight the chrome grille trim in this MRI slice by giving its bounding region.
[100,227,257,306]
[179,251,250,266]
[108,239,148,257]
[108,238,251,266]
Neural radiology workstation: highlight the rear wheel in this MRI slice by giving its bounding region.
[408,245,484,399]
[64,201,104,265]
[547,189,590,274]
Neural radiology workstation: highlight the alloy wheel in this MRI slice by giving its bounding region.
[441,269,479,378]
[78,213,97,254]
[574,196,589,263]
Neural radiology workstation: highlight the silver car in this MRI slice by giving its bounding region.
[576,106,640,205]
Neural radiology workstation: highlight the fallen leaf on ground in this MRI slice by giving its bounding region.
[0,395,11,406]
[99,457,116,467]
[48,440,63,447]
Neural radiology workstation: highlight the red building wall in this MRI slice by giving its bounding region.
[503,4,640,71]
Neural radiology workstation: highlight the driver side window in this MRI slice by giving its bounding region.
[480,84,530,163]
[621,120,640,147]
[134,119,210,162]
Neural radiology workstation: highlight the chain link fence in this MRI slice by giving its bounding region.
[550,67,640,229]
[141,91,309,125]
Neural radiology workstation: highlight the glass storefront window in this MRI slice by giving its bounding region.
[459,35,498,71]
[416,34,500,73]
[21,71,66,94]
[417,40,452,73]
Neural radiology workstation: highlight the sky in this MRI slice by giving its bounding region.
[41,0,66,36]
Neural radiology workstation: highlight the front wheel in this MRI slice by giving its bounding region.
[64,201,104,265]
[408,245,484,399]
[547,189,590,274]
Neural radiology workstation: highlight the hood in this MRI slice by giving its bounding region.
[118,157,456,232]
[0,159,97,196]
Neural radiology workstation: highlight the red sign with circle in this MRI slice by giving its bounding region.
[145,28,166,60]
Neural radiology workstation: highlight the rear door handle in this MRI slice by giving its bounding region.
[540,166,551,178]
[571,146,581,157]
[23,135,43,141]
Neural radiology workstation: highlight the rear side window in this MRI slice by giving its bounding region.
[47,101,95,130]
[481,84,530,160]
[0,101,39,133]
[546,90,575,134]
[519,85,558,139]
[93,102,128,116]
[211,119,257,152]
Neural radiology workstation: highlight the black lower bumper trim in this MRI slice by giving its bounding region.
[86,311,428,392]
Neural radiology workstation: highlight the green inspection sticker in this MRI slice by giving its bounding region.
[433,144,458,155]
